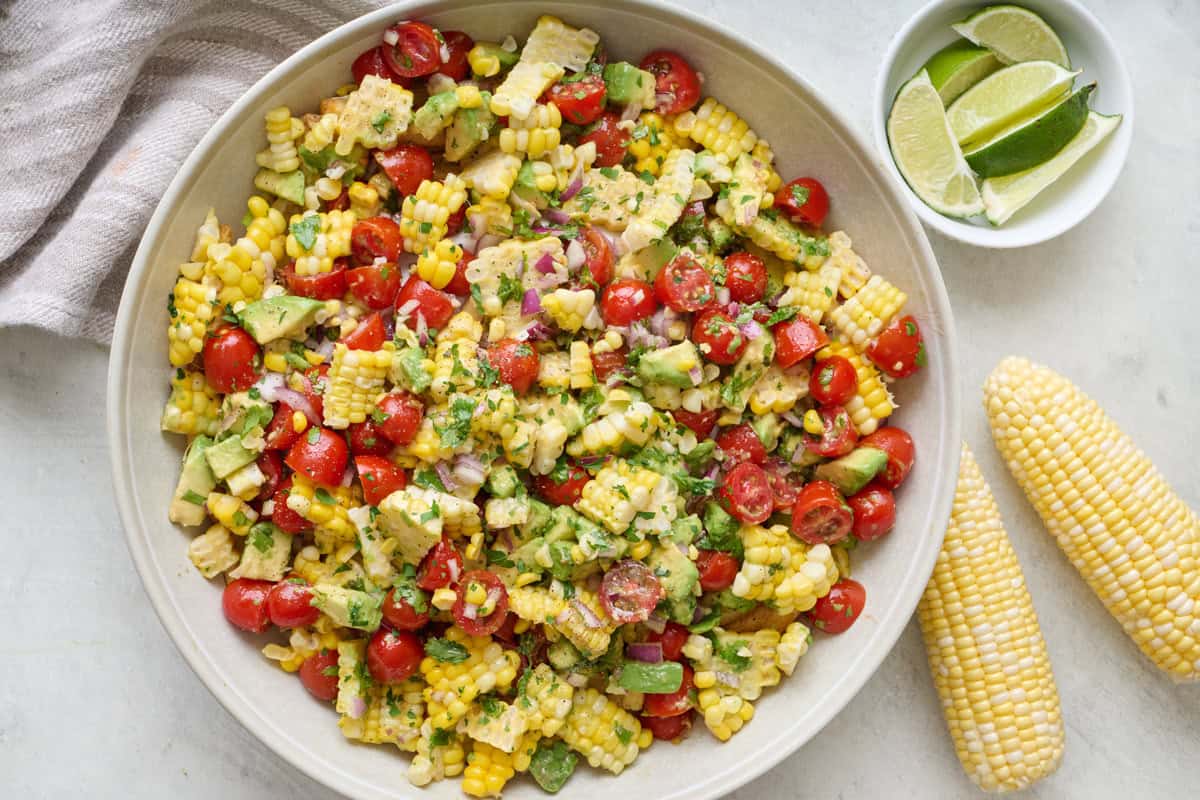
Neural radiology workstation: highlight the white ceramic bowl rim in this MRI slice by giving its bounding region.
[107,2,962,798]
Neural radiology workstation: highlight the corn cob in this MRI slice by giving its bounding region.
[460,698,529,754]
[623,147,696,252]
[466,237,563,315]
[516,663,575,737]
[285,474,358,545]
[576,457,677,535]
[739,208,827,268]
[339,679,425,749]
[779,262,843,323]
[519,15,600,71]
[466,196,513,237]
[563,167,643,231]
[731,525,839,615]
[324,342,393,429]
[827,230,871,298]
[546,141,597,192]
[167,276,217,367]
[673,97,759,163]
[302,112,338,153]
[420,626,520,729]
[816,342,894,435]
[286,209,355,276]
[255,106,304,172]
[559,688,646,774]
[918,443,1065,792]
[460,150,522,201]
[335,73,414,155]
[715,152,769,230]
[187,524,240,578]
[409,722,467,786]
[566,396,658,458]
[541,288,595,333]
[828,274,907,351]
[461,739,527,797]
[751,138,782,193]
[629,112,688,176]
[568,341,594,389]
[395,414,459,466]
[499,102,562,158]
[491,61,564,120]
[415,239,464,290]
[400,174,468,254]
[747,363,809,415]
[161,369,220,437]
[985,357,1200,681]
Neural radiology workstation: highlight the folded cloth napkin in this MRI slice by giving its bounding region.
[0,0,384,343]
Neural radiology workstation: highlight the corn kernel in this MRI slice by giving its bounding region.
[432,587,457,611]
[803,409,824,434]
[292,411,308,434]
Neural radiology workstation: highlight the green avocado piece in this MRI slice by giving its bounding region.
[750,412,781,452]
[252,168,305,205]
[721,330,774,412]
[814,446,888,496]
[705,217,736,253]
[602,62,654,106]
[219,391,273,438]
[240,295,324,344]
[312,584,383,631]
[700,501,743,559]
[547,638,582,671]
[485,464,523,499]
[389,347,432,394]
[647,544,699,624]
[636,341,701,388]
[204,434,258,480]
[169,435,216,527]
[472,42,519,74]
[618,659,684,693]
[529,739,578,794]
[668,514,703,547]
[445,94,497,162]
[230,522,293,582]
[513,159,551,207]
[412,91,458,140]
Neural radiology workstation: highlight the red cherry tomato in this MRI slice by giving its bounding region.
[646,622,691,661]
[868,315,926,378]
[545,73,608,125]
[579,224,614,288]
[717,462,774,525]
[355,455,408,506]
[775,177,830,228]
[296,366,328,423]
[382,584,431,631]
[695,550,740,592]
[256,450,286,502]
[417,537,464,590]
[716,423,766,466]
[723,251,768,304]
[804,405,858,458]
[375,392,424,447]
[203,326,258,394]
[443,249,474,296]
[790,481,853,545]
[367,628,424,684]
[446,206,466,237]
[351,216,403,265]
[341,312,387,351]
[487,339,540,396]
[264,404,301,451]
[453,570,510,636]
[435,30,474,81]
[860,427,916,489]
[774,317,829,368]
[848,482,897,542]
[639,50,701,115]
[601,278,657,326]
[299,649,340,701]
[809,355,857,407]
[270,479,313,534]
[374,144,435,198]
[600,559,665,624]
[642,663,694,717]
[533,463,591,506]
[347,263,403,310]
[579,112,631,167]
[266,579,319,629]
[761,457,800,511]
[654,253,716,312]
[396,276,454,331]
[692,308,746,365]
[809,578,865,634]
[641,710,693,740]
[222,578,273,633]
[382,21,442,78]
[282,258,348,300]
[351,46,399,85]
[348,418,393,457]
[285,426,349,487]
[672,408,719,439]
[590,348,628,383]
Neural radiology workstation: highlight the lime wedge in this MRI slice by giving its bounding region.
[887,70,984,218]
[964,83,1092,178]
[948,60,1079,147]
[952,5,1070,68]
[921,40,1003,105]
[982,111,1121,224]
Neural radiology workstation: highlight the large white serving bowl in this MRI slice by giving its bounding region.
[107,2,961,797]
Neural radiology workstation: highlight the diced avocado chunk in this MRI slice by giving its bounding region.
[721,330,774,412]
[636,341,701,388]
[683,439,716,466]
[485,464,523,498]
[298,144,367,182]
[389,347,432,394]
[472,42,519,74]
[312,584,383,631]
[230,522,293,581]
[412,91,458,139]
[169,436,216,527]
[668,513,703,547]
[240,295,324,344]
[514,159,551,207]
[814,446,889,496]
[647,544,699,624]
[715,588,756,615]
[204,434,258,480]
[618,659,684,693]
[602,62,654,106]
[706,217,736,253]
[628,237,679,282]
[529,739,578,794]
[445,95,496,162]
[699,501,743,559]
[225,460,266,498]
[252,168,305,205]
[518,498,555,539]
[750,412,781,452]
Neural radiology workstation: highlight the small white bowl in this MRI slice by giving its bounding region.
[873,0,1133,248]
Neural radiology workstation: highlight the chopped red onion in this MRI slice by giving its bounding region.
[348,695,368,719]
[340,465,355,488]
[739,320,763,340]
[434,461,459,491]
[714,671,741,688]
[565,238,586,271]
[627,642,664,663]
[534,252,556,274]
[254,374,321,426]
[620,100,643,123]
[517,320,555,342]
[688,366,703,386]
[415,312,429,346]
[461,602,478,620]
[453,453,486,487]
[396,299,420,319]
[565,672,588,688]
[768,288,787,308]
[792,443,812,464]
[655,91,675,109]
[560,174,584,202]
[521,288,542,315]
[447,559,461,583]
[542,207,571,225]
[781,411,806,428]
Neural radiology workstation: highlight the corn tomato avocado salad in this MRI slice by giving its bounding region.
[161,14,926,796]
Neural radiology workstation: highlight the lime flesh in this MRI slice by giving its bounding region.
[952,4,1070,67]
[922,40,1003,105]
[948,60,1079,147]
[964,84,1093,178]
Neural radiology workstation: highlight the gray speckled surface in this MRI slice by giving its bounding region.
[3,0,1199,797]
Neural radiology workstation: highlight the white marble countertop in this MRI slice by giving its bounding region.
[3,0,1198,796]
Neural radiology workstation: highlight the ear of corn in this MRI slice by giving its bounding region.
[420,626,520,729]
[255,106,304,172]
[828,274,907,351]
[559,688,645,774]
[285,209,355,276]
[622,147,696,253]
[731,525,838,615]
[335,73,414,154]
[985,357,1200,681]
[167,276,217,367]
[399,174,468,254]
[324,342,394,429]
[499,102,562,158]
[161,369,221,437]
[673,97,759,163]
[827,230,871,298]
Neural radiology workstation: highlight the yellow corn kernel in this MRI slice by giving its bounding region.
[499,103,562,159]
[161,369,220,437]
[416,239,464,290]
[515,572,540,588]
[731,525,838,615]
[432,587,457,611]
[673,97,758,162]
[347,181,380,218]
[630,540,652,561]
[455,84,483,109]
[559,688,645,774]
[827,230,871,297]
[421,626,520,729]
[285,209,356,276]
[400,174,468,254]
[206,492,257,536]
[803,409,824,434]
[628,112,688,176]
[468,43,503,77]
[255,106,304,173]
[828,274,907,351]
[263,352,288,373]
[302,112,338,153]
[291,411,308,434]
[323,343,393,429]
[569,340,594,389]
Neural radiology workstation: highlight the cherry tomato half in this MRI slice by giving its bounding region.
[435,30,474,81]
[487,339,540,396]
[351,216,403,265]
[723,251,768,304]
[692,308,746,365]
[579,112,631,167]
[347,263,403,310]
[348,418,392,457]
[283,257,348,300]
[790,480,853,546]
[762,457,800,511]
[545,73,608,125]
[579,224,614,288]
[716,423,766,466]
[203,326,258,394]
[375,392,424,446]
[775,177,830,228]
[848,482,897,542]
[600,559,665,624]
[717,462,774,525]
[443,249,474,296]
[341,312,386,351]
[368,628,424,684]
[355,455,408,506]
[809,355,858,407]
[642,663,694,717]
[285,426,349,487]
[396,276,455,331]
[417,537,464,590]
[374,144,434,198]
[672,408,719,440]
[533,463,591,506]
[601,278,657,326]
[299,649,340,701]
[222,578,273,633]
[696,550,740,592]
[351,46,399,85]
[454,570,510,636]
[773,317,829,368]
[382,584,431,632]
[382,21,442,78]
[264,404,301,451]
[803,405,858,458]
[654,252,715,312]
[646,622,690,661]
[256,450,286,502]
[641,710,693,741]
[868,315,926,379]
[270,479,313,535]
[266,578,320,629]
[590,348,628,383]
[809,578,865,634]
[639,50,701,115]
[860,427,916,489]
